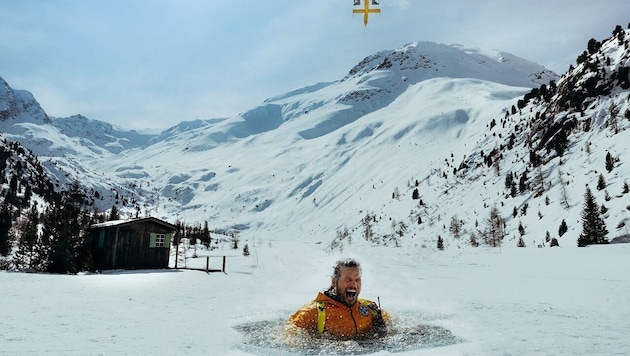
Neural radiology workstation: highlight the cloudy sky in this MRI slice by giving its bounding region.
[1,0,628,132]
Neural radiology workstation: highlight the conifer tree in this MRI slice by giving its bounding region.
[578,187,609,247]
[13,205,40,270]
[437,235,444,250]
[469,233,479,247]
[605,152,615,172]
[109,205,120,221]
[519,170,529,193]
[558,219,568,237]
[596,173,607,190]
[0,202,13,257]
[202,220,211,246]
[40,181,92,273]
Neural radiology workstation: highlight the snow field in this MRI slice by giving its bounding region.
[1,241,629,355]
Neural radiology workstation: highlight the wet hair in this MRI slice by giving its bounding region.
[332,258,362,280]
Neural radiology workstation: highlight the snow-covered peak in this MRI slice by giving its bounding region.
[147,118,228,145]
[53,114,155,153]
[215,41,559,142]
[344,41,557,88]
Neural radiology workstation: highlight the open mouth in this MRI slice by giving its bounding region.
[346,290,357,299]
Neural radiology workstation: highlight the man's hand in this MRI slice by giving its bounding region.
[372,308,387,338]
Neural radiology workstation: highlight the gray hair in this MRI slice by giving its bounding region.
[332,258,362,279]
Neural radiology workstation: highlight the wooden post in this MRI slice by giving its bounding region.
[174,228,180,269]
[206,256,210,273]
[222,255,226,273]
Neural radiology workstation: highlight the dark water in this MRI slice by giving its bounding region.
[234,315,463,355]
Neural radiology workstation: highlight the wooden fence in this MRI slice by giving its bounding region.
[205,256,227,273]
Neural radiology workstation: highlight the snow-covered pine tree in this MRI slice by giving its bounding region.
[577,186,609,247]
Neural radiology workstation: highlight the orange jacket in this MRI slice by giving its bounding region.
[288,292,387,340]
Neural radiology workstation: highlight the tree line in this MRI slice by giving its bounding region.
[0,181,96,273]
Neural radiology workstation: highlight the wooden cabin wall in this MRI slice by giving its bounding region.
[89,221,173,270]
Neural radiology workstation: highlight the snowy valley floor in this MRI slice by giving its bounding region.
[1,241,629,355]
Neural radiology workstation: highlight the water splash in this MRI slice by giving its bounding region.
[234,313,463,355]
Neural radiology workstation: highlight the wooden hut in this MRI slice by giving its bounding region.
[88,217,177,270]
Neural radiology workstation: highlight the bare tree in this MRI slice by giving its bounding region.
[557,169,570,209]
[449,215,463,239]
[362,213,374,242]
[533,166,546,197]
[608,101,620,134]
[231,230,240,249]
[481,206,506,247]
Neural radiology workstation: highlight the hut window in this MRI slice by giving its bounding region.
[149,232,172,248]
[155,233,165,247]
[156,234,165,247]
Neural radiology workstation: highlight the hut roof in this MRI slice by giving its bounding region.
[90,217,177,231]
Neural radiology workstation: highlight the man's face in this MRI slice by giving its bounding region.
[333,267,362,306]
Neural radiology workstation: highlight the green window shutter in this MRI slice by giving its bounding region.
[149,232,156,248]
[98,230,105,248]
[164,233,172,248]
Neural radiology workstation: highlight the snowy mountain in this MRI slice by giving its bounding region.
[52,114,154,154]
[90,41,559,239]
[3,29,630,250]
[1,77,153,156]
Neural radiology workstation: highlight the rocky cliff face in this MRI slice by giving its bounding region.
[0,77,50,124]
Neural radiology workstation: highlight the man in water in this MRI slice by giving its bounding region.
[288,258,388,340]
